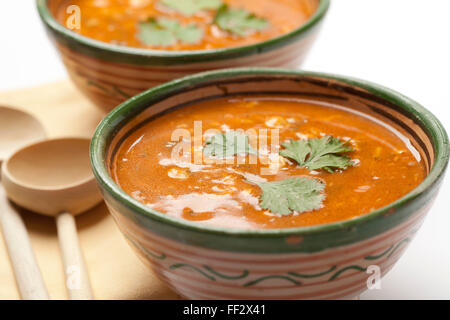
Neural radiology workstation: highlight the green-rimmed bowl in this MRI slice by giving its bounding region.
[36,0,329,112]
[90,68,449,299]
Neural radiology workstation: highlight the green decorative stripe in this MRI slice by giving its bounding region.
[86,79,131,99]
[203,266,249,280]
[127,234,416,286]
[87,79,110,95]
[387,238,411,258]
[364,245,394,260]
[329,234,417,281]
[113,86,132,99]
[288,265,336,278]
[243,275,301,287]
[365,229,418,260]
[170,263,216,281]
[140,247,167,260]
[328,266,367,281]
[125,236,166,260]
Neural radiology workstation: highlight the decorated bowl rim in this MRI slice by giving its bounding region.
[36,0,330,63]
[90,68,449,238]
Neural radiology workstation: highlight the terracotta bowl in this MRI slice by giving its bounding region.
[90,68,449,299]
[37,0,330,112]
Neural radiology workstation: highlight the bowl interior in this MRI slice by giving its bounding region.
[105,73,435,176]
[39,0,329,61]
[90,68,449,252]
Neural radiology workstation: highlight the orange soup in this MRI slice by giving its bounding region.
[55,0,317,50]
[111,97,427,229]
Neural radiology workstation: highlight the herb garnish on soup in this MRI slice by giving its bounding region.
[55,0,317,50]
[111,96,426,229]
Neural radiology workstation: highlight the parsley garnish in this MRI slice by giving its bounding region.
[162,0,223,16]
[214,4,269,36]
[203,131,258,158]
[251,178,325,215]
[280,136,354,173]
[138,18,203,46]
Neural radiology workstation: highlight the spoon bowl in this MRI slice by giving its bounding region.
[2,138,101,216]
[0,106,46,162]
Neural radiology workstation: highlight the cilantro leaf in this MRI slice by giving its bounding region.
[138,17,203,46]
[203,130,258,158]
[214,4,269,36]
[251,178,325,215]
[280,136,354,173]
[162,0,223,16]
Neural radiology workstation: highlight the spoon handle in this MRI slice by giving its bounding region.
[56,212,93,300]
[0,186,49,300]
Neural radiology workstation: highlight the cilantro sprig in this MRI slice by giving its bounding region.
[162,0,223,16]
[214,4,269,36]
[280,136,354,173]
[138,17,203,46]
[203,131,257,158]
[251,178,325,215]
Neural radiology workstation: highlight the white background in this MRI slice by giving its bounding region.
[1,1,449,299]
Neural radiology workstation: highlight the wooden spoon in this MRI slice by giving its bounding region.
[0,105,48,299]
[1,137,102,300]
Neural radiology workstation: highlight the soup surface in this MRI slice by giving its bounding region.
[111,97,427,229]
[54,0,316,50]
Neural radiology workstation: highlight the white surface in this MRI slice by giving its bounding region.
[0,1,449,299]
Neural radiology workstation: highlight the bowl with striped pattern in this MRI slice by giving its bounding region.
[90,68,449,299]
[37,0,330,112]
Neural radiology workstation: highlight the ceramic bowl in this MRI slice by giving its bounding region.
[36,0,329,112]
[90,68,449,299]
